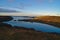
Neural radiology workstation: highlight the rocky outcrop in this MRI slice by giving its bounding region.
[0,16,13,22]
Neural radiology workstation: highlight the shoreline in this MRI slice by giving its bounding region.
[0,23,60,40]
[0,16,60,40]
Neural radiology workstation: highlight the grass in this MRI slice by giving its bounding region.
[0,16,60,40]
[0,23,60,40]
[19,16,60,27]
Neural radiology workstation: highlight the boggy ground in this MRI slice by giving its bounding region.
[0,16,60,40]
[0,23,60,40]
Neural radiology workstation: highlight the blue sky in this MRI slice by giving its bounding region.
[0,0,60,16]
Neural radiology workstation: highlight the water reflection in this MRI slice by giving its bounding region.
[3,16,60,33]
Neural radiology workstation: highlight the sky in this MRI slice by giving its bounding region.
[0,0,60,16]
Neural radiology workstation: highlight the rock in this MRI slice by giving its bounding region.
[0,16,13,22]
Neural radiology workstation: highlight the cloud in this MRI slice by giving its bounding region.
[0,7,21,12]
[0,8,17,12]
[33,11,60,16]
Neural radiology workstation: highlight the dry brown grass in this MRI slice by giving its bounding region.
[0,25,60,40]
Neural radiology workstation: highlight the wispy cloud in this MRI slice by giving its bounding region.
[0,7,21,12]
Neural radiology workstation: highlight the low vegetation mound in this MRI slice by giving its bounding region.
[34,16,60,23]
[32,16,60,27]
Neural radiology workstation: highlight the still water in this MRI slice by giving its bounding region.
[4,16,60,33]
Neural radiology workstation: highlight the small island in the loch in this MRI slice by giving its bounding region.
[0,16,60,40]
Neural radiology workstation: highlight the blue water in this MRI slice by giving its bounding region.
[4,16,60,33]
[13,16,33,20]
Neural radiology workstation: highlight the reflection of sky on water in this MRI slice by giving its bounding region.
[4,16,60,33]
